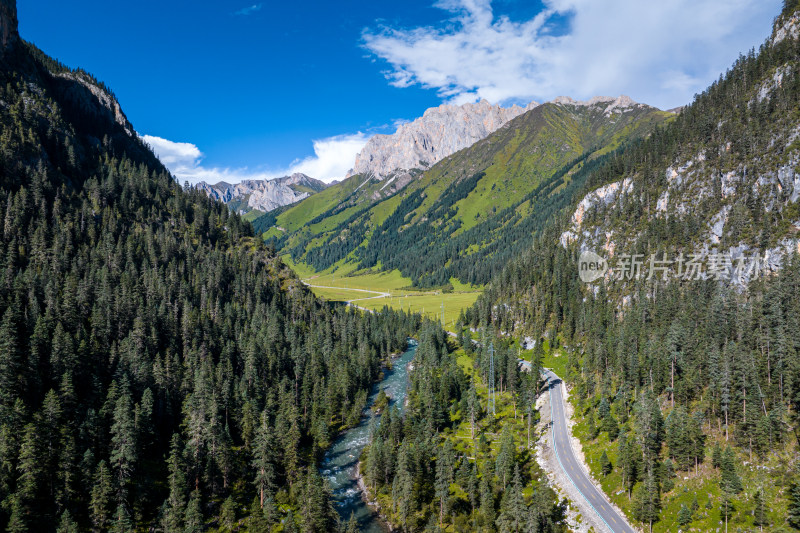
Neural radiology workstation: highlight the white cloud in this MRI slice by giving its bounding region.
[142,136,201,169]
[234,4,262,16]
[362,0,781,110]
[141,133,369,185]
[288,133,371,181]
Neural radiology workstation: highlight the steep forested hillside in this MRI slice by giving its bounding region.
[0,7,419,531]
[264,97,671,287]
[361,323,567,532]
[465,4,800,531]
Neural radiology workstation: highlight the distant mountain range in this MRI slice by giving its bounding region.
[263,94,671,286]
[195,173,327,215]
[195,100,538,216]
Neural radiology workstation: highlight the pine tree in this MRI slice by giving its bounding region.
[586,409,598,440]
[497,466,526,533]
[219,496,236,532]
[13,422,41,530]
[183,489,203,533]
[90,460,113,532]
[479,472,495,526]
[752,488,768,531]
[633,473,661,533]
[392,445,413,531]
[252,410,275,508]
[56,510,79,533]
[466,461,479,518]
[666,406,692,470]
[161,435,187,532]
[435,439,454,526]
[467,379,480,442]
[111,502,133,533]
[661,459,675,493]
[110,386,136,506]
[720,445,742,494]
[754,413,772,459]
[345,512,358,533]
[677,503,692,526]
[299,466,335,533]
[600,450,612,476]
[247,497,268,532]
[618,433,639,498]
[712,442,722,469]
[666,319,686,408]
[495,425,515,489]
[0,305,21,411]
[635,393,664,473]
[720,490,735,533]
[601,413,619,440]
[598,398,610,420]
[6,494,26,533]
[788,475,800,529]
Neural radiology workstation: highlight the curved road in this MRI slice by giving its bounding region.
[302,283,389,312]
[543,369,636,533]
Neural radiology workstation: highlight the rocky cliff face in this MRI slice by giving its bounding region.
[0,0,164,183]
[349,99,538,179]
[559,23,800,286]
[53,72,135,137]
[196,173,327,214]
[0,0,17,50]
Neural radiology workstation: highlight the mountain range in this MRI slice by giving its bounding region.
[261,94,672,286]
[195,173,327,216]
[195,99,536,215]
[5,0,800,531]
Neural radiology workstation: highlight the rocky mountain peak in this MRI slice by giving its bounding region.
[195,173,327,214]
[349,99,538,180]
[0,0,18,49]
[550,95,649,115]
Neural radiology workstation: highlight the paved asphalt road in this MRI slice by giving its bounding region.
[544,369,637,533]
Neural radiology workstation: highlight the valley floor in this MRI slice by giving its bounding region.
[284,256,482,332]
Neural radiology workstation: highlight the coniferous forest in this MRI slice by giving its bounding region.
[463,3,800,527]
[0,27,422,531]
[4,0,800,532]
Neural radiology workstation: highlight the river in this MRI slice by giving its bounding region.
[320,339,418,532]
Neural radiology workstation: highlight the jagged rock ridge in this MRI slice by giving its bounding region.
[196,173,327,214]
[550,95,649,116]
[349,99,538,179]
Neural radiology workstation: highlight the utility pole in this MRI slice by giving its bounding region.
[488,342,496,418]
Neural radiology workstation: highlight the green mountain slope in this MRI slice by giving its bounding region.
[464,5,800,532]
[265,97,671,286]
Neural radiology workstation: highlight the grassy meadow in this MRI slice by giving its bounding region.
[282,255,483,332]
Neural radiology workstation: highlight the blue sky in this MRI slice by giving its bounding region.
[21,0,781,183]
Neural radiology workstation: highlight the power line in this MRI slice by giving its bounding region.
[488,342,496,418]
